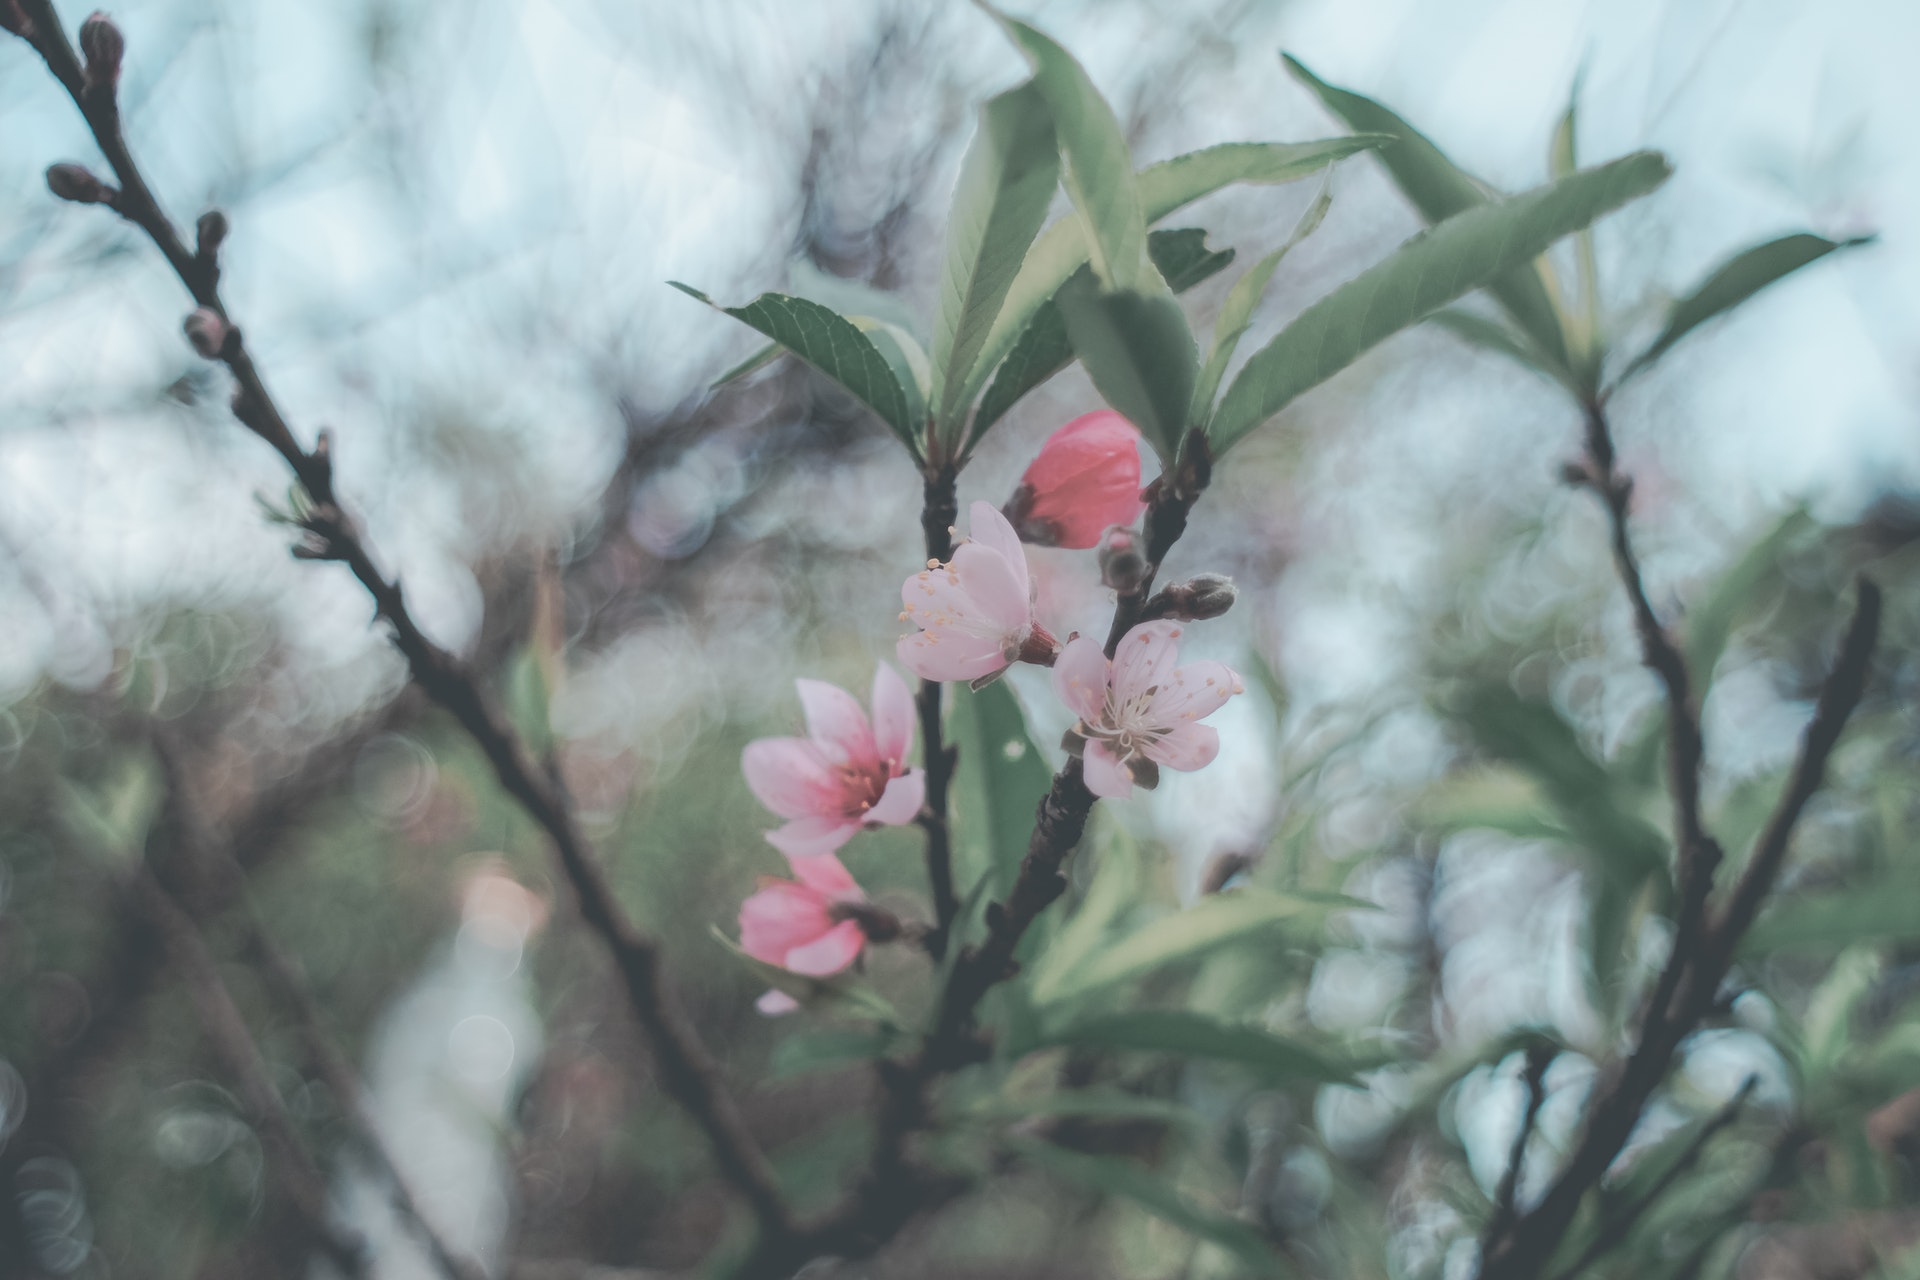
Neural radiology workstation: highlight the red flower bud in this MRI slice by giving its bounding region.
[1003,410,1145,549]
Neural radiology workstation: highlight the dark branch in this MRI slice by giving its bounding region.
[11,1,793,1246]
[1484,1043,1557,1252]
[916,462,961,957]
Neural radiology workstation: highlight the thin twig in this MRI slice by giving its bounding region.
[1549,1075,1757,1280]
[9,1,794,1245]
[917,463,962,957]
[127,863,369,1276]
[1484,1043,1558,1251]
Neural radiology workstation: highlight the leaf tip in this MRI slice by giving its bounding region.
[668,280,712,303]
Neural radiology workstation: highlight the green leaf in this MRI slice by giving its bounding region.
[1007,1139,1280,1274]
[1618,232,1874,382]
[1684,507,1813,690]
[1148,227,1236,292]
[966,229,1235,455]
[1454,685,1669,887]
[671,284,922,460]
[1039,1010,1357,1084]
[1285,53,1572,370]
[1057,274,1198,461]
[1193,179,1332,422]
[966,1088,1203,1133]
[1024,823,1143,1004]
[958,136,1385,431]
[988,7,1149,291]
[932,80,1060,429]
[851,314,930,431]
[1032,888,1349,1008]
[1415,766,1568,841]
[1743,883,1920,956]
[1426,307,1577,393]
[1551,85,1604,384]
[1209,150,1670,454]
[770,1028,894,1080]
[710,341,782,391]
[947,682,1053,897]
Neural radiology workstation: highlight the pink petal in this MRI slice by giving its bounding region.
[966,500,1031,602]
[900,552,1015,640]
[784,919,866,976]
[864,769,924,826]
[948,543,1031,635]
[756,989,801,1016]
[897,629,1010,684]
[869,662,916,768]
[1051,635,1111,724]
[739,881,833,965]
[1021,412,1145,549]
[797,678,877,770]
[1141,721,1219,772]
[1081,739,1134,799]
[765,815,858,859]
[788,852,863,900]
[1147,660,1243,724]
[741,737,842,820]
[1110,620,1185,704]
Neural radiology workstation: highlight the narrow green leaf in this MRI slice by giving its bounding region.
[1285,53,1572,369]
[1684,507,1813,689]
[1209,150,1670,454]
[1024,824,1143,1003]
[947,681,1053,897]
[710,341,782,391]
[1551,87,1604,385]
[1743,885,1920,956]
[1032,889,1344,1007]
[932,80,1060,428]
[1057,275,1198,461]
[958,135,1386,427]
[966,229,1234,455]
[967,1089,1203,1132]
[988,8,1149,291]
[671,284,922,459]
[1008,1139,1280,1274]
[1618,232,1874,382]
[852,314,930,431]
[1193,179,1332,422]
[1426,307,1573,391]
[770,1028,893,1080]
[1040,1010,1358,1084]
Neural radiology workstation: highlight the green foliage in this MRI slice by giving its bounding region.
[931,80,1060,431]
[1037,1010,1358,1084]
[670,284,924,460]
[1057,274,1198,461]
[1620,233,1874,381]
[1209,151,1671,453]
[946,681,1053,896]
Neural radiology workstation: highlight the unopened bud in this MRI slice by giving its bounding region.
[46,163,116,206]
[183,307,228,359]
[79,12,124,95]
[1097,525,1149,594]
[195,209,228,259]
[1144,572,1238,622]
[1005,410,1146,548]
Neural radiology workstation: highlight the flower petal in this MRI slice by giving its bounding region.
[739,881,832,965]
[1110,620,1185,704]
[1051,635,1110,723]
[788,852,863,900]
[897,629,1010,684]
[1147,660,1243,724]
[765,816,858,859]
[869,662,916,768]
[900,553,1015,641]
[967,500,1029,586]
[1140,721,1219,772]
[784,919,866,976]
[756,989,801,1016]
[1081,739,1134,799]
[948,543,1031,635]
[796,678,876,770]
[864,769,924,826]
[741,737,842,820]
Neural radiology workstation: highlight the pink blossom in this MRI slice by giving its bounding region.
[741,666,924,858]
[1004,411,1146,549]
[738,853,868,1015]
[898,500,1058,685]
[1053,619,1244,799]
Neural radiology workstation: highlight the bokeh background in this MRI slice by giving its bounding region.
[3,1,1918,1277]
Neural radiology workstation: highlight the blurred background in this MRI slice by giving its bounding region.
[2,0,1917,1277]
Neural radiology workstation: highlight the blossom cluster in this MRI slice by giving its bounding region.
[736,411,1243,1011]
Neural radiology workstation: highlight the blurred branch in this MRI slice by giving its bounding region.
[1477,398,1882,1280]
[126,861,369,1275]
[1485,1043,1556,1250]
[8,1,795,1247]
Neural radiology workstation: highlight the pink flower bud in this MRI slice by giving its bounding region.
[1003,410,1146,549]
[1097,525,1148,594]
[738,853,870,1014]
[183,307,228,359]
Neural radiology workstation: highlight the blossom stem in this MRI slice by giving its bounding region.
[916,462,962,957]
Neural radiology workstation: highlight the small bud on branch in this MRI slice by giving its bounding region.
[196,209,229,260]
[46,162,117,207]
[1097,525,1149,594]
[183,307,229,359]
[1143,572,1238,622]
[79,11,123,101]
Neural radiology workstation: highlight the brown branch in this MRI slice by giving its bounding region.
[1476,400,1882,1280]
[1548,1075,1757,1280]
[916,462,962,956]
[126,863,369,1276]
[10,1,794,1247]
[1483,1043,1557,1252]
